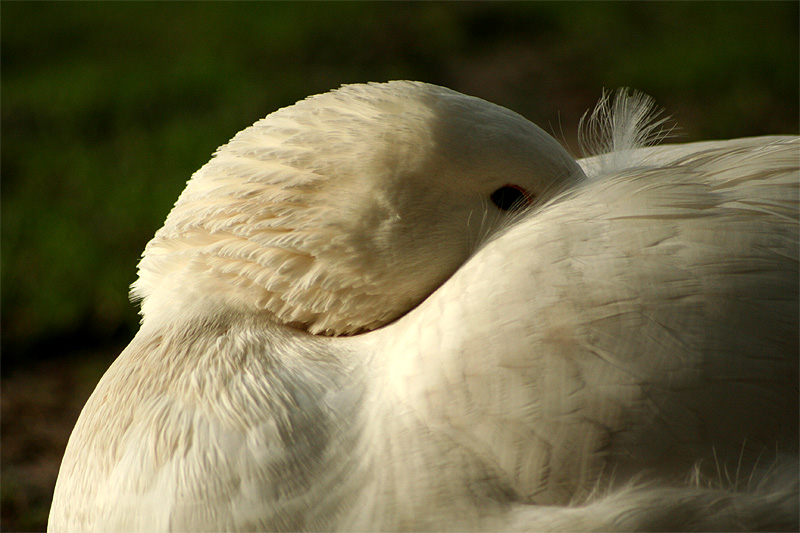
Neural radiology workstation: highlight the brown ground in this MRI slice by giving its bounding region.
[1,349,118,532]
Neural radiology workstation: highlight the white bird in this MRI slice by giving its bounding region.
[49,81,798,532]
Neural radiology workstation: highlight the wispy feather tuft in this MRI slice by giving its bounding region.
[579,89,675,174]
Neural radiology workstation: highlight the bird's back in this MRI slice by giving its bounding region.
[366,136,799,527]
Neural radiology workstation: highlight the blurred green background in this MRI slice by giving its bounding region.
[2,2,798,530]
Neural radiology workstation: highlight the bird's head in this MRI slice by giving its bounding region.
[132,81,584,335]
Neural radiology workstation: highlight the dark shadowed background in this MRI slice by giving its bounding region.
[2,2,798,530]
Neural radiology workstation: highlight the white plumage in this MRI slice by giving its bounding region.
[49,81,798,531]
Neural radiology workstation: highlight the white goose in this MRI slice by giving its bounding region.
[49,81,798,532]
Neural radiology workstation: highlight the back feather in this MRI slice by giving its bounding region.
[578,88,674,174]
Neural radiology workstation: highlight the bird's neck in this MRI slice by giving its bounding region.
[124,307,367,529]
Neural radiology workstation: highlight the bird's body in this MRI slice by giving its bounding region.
[50,82,798,532]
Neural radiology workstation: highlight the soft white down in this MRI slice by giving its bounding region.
[49,81,798,532]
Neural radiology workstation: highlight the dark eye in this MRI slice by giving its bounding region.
[490,184,534,212]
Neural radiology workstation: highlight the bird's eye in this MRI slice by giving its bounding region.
[490,185,534,212]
